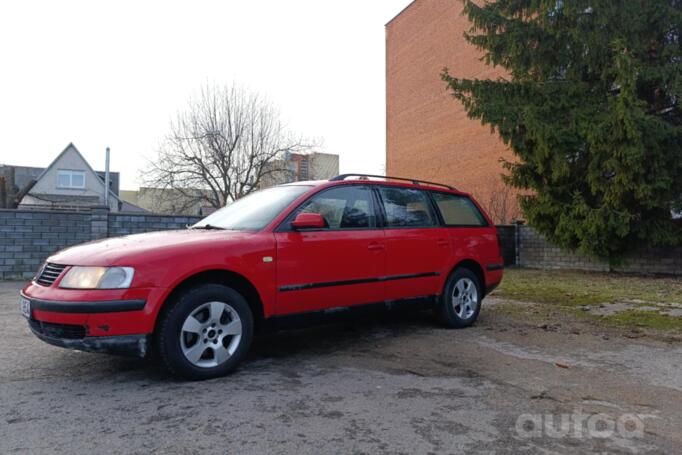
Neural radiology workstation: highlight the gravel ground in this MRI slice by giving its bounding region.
[1,281,681,454]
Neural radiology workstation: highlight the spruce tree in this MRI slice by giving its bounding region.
[443,0,682,261]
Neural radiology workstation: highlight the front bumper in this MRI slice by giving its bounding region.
[21,290,156,357]
[20,284,167,337]
[28,318,150,357]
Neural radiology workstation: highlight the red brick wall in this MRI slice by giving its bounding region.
[386,0,520,222]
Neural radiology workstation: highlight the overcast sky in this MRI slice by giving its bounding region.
[0,0,412,190]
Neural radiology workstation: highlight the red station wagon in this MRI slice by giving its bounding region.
[20,174,504,379]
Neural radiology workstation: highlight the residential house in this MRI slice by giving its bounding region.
[4,143,145,212]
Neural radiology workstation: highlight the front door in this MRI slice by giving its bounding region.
[274,185,385,314]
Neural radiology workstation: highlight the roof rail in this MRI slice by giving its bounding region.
[330,174,455,190]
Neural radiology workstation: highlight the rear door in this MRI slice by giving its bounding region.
[375,185,453,301]
[274,185,386,314]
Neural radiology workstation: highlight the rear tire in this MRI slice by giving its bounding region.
[436,268,482,328]
[157,284,254,380]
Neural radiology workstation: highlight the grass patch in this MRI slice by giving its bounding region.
[496,268,682,306]
[492,268,682,332]
[607,310,682,332]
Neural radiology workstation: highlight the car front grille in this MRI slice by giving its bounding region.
[35,263,67,287]
[28,319,87,340]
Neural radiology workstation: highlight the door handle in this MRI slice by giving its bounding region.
[368,242,385,251]
[437,238,450,247]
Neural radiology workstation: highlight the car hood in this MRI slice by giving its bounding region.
[48,229,254,266]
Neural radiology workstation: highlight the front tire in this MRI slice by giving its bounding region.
[436,268,482,328]
[157,284,254,380]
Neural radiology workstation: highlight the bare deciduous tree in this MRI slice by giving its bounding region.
[143,83,314,209]
[484,178,522,225]
[470,178,522,225]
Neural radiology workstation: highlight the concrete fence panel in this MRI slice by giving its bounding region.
[0,208,201,280]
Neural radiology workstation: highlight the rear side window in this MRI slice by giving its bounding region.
[431,192,488,227]
[377,187,437,228]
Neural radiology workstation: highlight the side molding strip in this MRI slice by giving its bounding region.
[279,272,440,292]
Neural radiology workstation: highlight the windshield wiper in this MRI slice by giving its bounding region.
[190,224,226,230]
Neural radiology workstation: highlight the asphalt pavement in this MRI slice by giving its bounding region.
[1,281,680,454]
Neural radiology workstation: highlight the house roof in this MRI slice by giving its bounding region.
[27,193,102,204]
[95,171,120,195]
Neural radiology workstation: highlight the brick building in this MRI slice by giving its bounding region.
[386,0,519,222]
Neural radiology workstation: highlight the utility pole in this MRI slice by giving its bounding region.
[104,147,110,207]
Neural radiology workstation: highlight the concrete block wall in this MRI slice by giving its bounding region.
[0,209,91,280]
[90,207,109,240]
[109,214,201,237]
[516,226,682,275]
[0,208,202,280]
[517,226,608,272]
[611,246,682,275]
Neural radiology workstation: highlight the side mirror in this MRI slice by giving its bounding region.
[291,212,326,230]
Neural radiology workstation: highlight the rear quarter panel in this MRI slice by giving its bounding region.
[447,226,503,289]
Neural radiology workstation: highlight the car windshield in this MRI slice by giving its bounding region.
[191,185,312,231]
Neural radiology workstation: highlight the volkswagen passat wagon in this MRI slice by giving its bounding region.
[20,174,504,379]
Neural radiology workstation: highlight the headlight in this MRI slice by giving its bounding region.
[59,266,135,289]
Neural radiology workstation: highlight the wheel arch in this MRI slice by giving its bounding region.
[446,259,486,296]
[154,269,265,331]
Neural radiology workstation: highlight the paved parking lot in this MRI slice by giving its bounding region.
[1,280,680,454]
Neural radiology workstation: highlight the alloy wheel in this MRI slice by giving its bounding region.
[452,277,478,319]
[179,301,242,368]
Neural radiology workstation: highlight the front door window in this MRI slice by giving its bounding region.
[290,185,376,230]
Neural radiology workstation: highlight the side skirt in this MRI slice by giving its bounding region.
[263,295,438,332]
